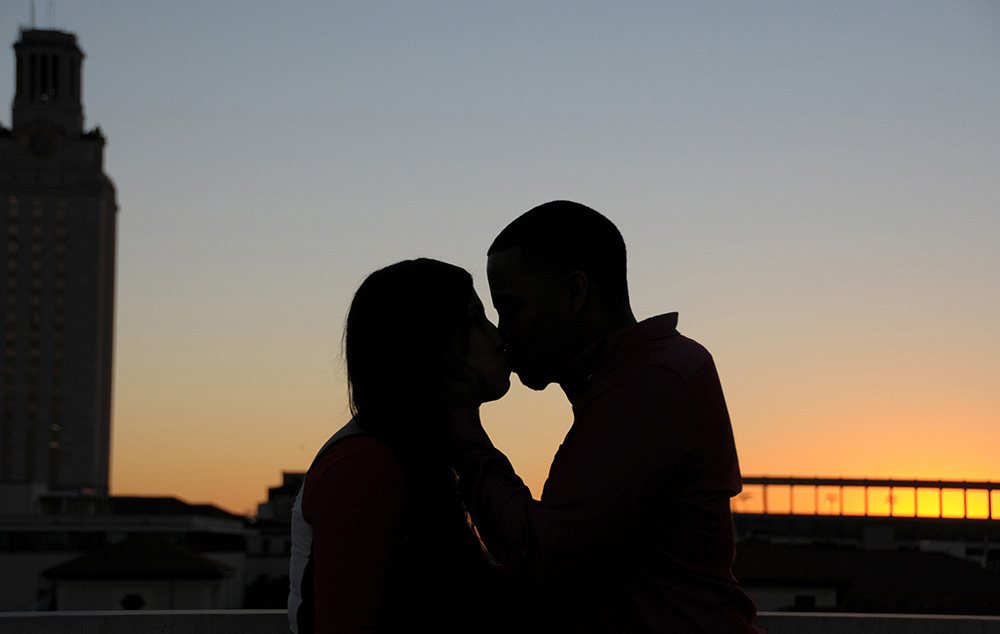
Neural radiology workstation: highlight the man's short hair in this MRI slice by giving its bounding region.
[488,200,629,307]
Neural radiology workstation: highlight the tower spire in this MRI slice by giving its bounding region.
[11,27,85,135]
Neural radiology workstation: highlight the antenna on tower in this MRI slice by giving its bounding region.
[30,0,36,28]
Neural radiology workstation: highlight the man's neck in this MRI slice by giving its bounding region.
[570,304,637,362]
[593,303,637,340]
[607,305,638,331]
[557,308,637,398]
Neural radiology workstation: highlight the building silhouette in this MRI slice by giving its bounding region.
[731,477,1000,613]
[0,27,251,612]
[0,28,117,514]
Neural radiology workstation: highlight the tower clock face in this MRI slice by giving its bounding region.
[24,126,57,159]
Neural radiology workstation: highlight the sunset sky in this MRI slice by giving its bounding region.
[2,1,997,515]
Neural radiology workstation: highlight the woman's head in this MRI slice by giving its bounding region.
[344,259,509,437]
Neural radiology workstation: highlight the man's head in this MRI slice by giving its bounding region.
[487,200,633,390]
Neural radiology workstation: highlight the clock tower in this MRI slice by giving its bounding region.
[0,28,117,515]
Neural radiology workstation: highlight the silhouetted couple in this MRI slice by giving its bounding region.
[289,201,765,633]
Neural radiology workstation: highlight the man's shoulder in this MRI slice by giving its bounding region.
[628,327,714,384]
[567,314,717,402]
[574,333,711,410]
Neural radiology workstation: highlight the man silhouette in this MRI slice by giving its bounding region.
[449,201,764,633]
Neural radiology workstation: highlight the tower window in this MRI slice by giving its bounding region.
[72,58,80,98]
[40,55,49,100]
[29,54,36,101]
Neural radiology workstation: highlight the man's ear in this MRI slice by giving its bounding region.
[564,270,589,312]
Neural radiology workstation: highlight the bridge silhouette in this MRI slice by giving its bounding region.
[733,477,1000,519]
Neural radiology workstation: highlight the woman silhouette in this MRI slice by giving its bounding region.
[288,258,517,634]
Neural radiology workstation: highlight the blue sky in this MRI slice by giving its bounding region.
[2,1,998,513]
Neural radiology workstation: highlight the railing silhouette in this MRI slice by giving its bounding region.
[2,610,997,634]
[733,477,1000,519]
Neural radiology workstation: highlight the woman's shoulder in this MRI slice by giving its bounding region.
[310,434,401,481]
[302,434,405,518]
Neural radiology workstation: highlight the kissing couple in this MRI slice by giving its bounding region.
[289,200,765,634]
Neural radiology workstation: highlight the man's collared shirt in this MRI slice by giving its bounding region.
[453,313,764,633]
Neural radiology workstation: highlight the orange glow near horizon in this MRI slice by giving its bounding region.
[109,305,1000,518]
[109,370,1000,517]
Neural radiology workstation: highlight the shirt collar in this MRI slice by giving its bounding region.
[560,312,680,402]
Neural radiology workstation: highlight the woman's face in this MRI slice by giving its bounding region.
[463,293,511,402]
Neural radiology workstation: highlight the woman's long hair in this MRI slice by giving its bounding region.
[344,258,472,458]
[342,259,497,630]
